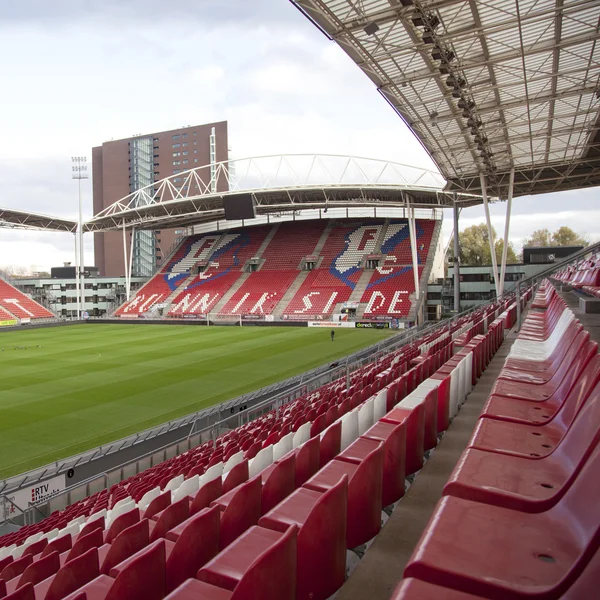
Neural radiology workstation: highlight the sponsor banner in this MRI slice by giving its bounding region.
[282,314,323,321]
[242,314,264,321]
[308,321,355,328]
[1,474,66,521]
[0,320,17,327]
[265,315,274,322]
[373,315,393,321]
[356,321,391,329]
[20,318,31,325]
[182,314,200,319]
[119,314,139,319]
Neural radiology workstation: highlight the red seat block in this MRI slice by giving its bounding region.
[261,452,296,516]
[196,525,297,600]
[383,404,425,476]
[362,419,407,507]
[304,441,383,548]
[259,476,347,600]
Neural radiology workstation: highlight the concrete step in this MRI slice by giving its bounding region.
[310,221,335,257]
[272,270,311,316]
[210,272,251,315]
[347,269,374,304]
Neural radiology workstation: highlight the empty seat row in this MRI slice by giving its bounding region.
[398,281,600,599]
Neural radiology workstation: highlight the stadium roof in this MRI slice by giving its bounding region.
[0,208,77,232]
[84,154,480,232]
[291,0,600,198]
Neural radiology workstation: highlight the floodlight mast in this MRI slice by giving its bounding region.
[72,157,88,319]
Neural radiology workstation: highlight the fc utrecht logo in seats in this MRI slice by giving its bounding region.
[331,226,382,287]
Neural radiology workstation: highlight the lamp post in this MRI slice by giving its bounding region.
[72,156,88,319]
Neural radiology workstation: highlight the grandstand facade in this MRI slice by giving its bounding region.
[114,216,441,325]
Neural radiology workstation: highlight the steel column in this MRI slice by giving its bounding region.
[74,233,80,319]
[480,174,500,297]
[499,169,515,296]
[128,227,135,301]
[453,198,461,313]
[516,281,522,332]
[407,204,420,300]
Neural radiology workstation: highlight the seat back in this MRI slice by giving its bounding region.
[17,550,59,589]
[100,519,150,575]
[105,507,140,544]
[295,436,320,487]
[40,533,72,558]
[66,527,104,563]
[4,582,35,600]
[143,490,171,520]
[165,505,220,593]
[222,459,249,495]
[45,547,100,600]
[320,421,342,468]
[231,525,298,600]
[78,517,105,540]
[106,539,166,600]
[190,476,223,516]
[261,453,296,516]
[150,497,190,543]
[220,476,262,550]
[0,554,33,582]
[22,538,47,558]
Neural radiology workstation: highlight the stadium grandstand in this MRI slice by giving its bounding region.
[0,0,599,598]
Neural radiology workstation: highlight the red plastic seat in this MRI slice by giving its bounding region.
[63,539,166,600]
[196,524,297,600]
[142,490,171,520]
[260,452,296,516]
[294,436,320,487]
[99,519,149,575]
[36,547,99,600]
[382,404,425,476]
[190,477,222,516]
[164,505,221,593]
[304,441,383,548]
[211,476,262,550]
[64,528,104,565]
[77,519,105,541]
[404,439,600,599]
[319,421,341,468]
[4,582,35,600]
[105,508,140,544]
[6,551,60,596]
[222,460,249,495]
[362,419,407,507]
[445,380,600,512]
[1,555,33,586]
[469,365,600,459]
[39,534,72,559]
[259,474,347,600]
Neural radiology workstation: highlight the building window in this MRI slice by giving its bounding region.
[194,131,197,136]
[182,133,188,138]
[153,137,158,141]
[182,142,188,147]
[182,151,188,155]
[194,150,198,154]
[173,143,180,148]
[182,159,188,164]
[193,141,197,146]
[174,177,182,182]
[194,159,198,163]
[173,134,180,140]
[173,152,180,157]
[173,161,181,165]
[174,169,181,173]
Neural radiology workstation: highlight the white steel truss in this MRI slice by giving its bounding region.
[291,0,600,199]
[84,154,478,232]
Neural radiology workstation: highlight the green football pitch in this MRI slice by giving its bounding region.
[0,324,394,479]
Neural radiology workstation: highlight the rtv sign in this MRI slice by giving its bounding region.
[1,474,66,522]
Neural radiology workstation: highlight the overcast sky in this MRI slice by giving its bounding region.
[0,0,598,272]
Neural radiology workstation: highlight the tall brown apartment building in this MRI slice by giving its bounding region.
[92,121,229,277]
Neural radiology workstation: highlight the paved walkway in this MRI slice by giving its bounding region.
[336,328,518,600]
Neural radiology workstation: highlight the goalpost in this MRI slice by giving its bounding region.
[206,313,243,326]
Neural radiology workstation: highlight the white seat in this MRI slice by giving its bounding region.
[273,432,294,461]
[138,487,160,511]
[56,522,80,541]
[83,508,107,531]
[292,423,310,448]
[223,451,244,474]
[0,544,15,560]
[340,411,359,451]
[172,475,200,503]
[249,445,273,478]
[44,528,59,541]
[373,389,387,422]
[358,398,374,435]
[200,462,223,486]
[163,474,184,493]
[509,310,574,361]
[24,532,43,546]
[111,496,133,512]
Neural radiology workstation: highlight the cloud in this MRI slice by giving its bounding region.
[0,2,598,272]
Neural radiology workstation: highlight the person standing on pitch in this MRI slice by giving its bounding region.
[331,329,335,342]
